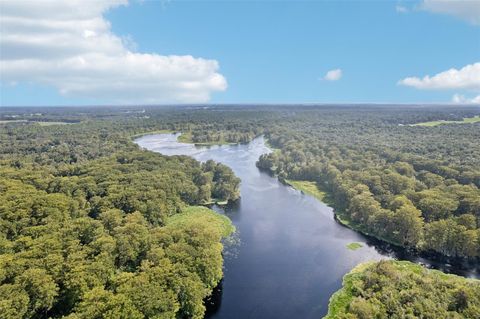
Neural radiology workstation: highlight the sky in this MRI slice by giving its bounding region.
[0,0,479,106]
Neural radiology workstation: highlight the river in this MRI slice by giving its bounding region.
[135,133,479,319]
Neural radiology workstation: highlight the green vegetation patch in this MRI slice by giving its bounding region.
[346,242,363,250]
[178,131,238,145]
[324,262,373,319]
[177,131,193,143]
[324,260,480,319]
[285,180,328,202]
[167,206,235,238]
[411,115,480,127]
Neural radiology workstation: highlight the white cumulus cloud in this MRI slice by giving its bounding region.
[452,93,480,104]
[398,63,480,90]
[0,0,227,104]
[323,69,342,81]
[421,0,480,25]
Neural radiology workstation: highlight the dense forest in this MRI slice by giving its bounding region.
[325,260,480,318]
[255,107,480,260]
[1,104,480,318]
[0,109,240,318]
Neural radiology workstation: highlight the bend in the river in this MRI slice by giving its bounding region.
[135,133,479,319]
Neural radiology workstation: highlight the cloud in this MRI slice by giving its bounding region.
[398,62,480,90]
[0,0,227,104]
[323,69,342,81]
[421,0,480,25]
[396,5,408,13]
[452,93,480,104]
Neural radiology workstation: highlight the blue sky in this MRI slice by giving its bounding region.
[1,0,479,106]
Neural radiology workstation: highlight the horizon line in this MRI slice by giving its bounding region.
[2,102,480,108]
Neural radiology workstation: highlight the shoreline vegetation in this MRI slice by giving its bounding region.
[131,131,238,206]
[281,176,478,260]
[282,177,405,248]
[284,179,330,203]
[177,131,238,146]
[324,260,480,319]
[3,105,479,318]
[264,133,410,250]
[265,134,406,251]
[131,130,238,146]
[258,114,480,262]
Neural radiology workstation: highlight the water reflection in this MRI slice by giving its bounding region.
[136,133,479,319]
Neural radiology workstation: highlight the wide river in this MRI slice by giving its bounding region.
[135,134,479,319]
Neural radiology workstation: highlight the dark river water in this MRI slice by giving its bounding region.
[135,134,479,319]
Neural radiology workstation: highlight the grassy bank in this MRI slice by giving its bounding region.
[411,115,480,127]
[283,179,337,210]
[324,260,480,318]
[284,180,328,202]
[284,179,402,248]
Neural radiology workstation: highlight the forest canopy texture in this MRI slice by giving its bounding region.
[324,260,480,319]
[254,107,480,259]
[0,111,239,318]
[1,104,479,318]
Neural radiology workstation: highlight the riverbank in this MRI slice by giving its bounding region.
[132,132,238,206]
[177,131,238,146]
[284,180,326,200]
[283,178,403,246]
[262,137,480,267]
[266,136,404,249]
[282,177,480,269]
[324,260,480,319]
[132,130,239,146]
[137,133,478,318]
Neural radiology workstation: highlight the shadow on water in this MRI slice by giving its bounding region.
[364,235,480,278]
[332,217,480,278]
[205,280,223,317]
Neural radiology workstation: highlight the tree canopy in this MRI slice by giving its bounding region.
[325,260,480,319]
